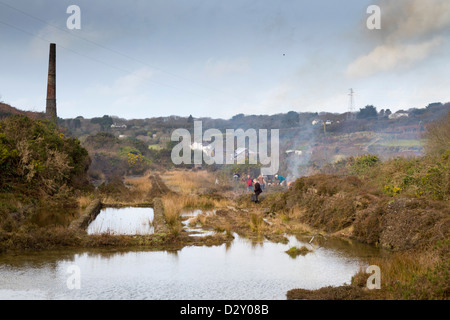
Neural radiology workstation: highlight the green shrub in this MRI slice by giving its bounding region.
[351,154,380,176]
[0,116,90,194]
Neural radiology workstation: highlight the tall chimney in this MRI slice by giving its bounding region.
[46,43,57,123]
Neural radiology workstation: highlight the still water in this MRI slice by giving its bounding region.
[0,233,382,300]
[87,207,155,235]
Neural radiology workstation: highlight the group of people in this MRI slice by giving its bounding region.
[235,173,287,203]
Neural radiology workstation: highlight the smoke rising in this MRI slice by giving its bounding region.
[347,0,450,78]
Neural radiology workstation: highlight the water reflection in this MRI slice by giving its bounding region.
[0,234,384,300]
[87,207,154,235]
[30,206,79,228]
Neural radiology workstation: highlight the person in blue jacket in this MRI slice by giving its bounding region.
[275,174,286,186]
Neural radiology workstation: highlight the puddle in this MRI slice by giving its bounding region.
[181,209,216,237]
[87,207,154,235]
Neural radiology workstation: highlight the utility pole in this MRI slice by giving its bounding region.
[347,88,355,120]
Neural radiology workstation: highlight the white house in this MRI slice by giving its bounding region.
[191,142,213,156]
[286,150,303,155]
[389,112,409,119]
[111,123,127,128]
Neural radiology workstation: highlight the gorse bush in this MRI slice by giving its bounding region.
[350,154,381,176]
[0,116,90,194]
[118,146,151,175]
[375,117,450,200]
[83,132,118,149]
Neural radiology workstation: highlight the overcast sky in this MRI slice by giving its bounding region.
[0,0,449,119]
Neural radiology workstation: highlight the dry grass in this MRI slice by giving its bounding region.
[162,193,231,217]
[161,195,182,226]
[249,212,266,233]
[265,206,315,236]
[285,206,315,233]
[215,221,233,237]
[348,249,448,299]
[124,174,153,202]
[160,190,234,236]
[162,170,219,194]
[78,195,94,210]
[189,213,209,226]
[366,251,439,286]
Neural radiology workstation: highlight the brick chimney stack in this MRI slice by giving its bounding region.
[46,43,57,123]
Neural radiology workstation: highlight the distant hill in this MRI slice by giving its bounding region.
[3,100,449,182]
[0,102,44,119]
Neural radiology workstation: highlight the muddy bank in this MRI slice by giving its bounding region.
[287,286,384,300]
[354,198,450,250]
[266,175,450,251]
[0,194,232,254]
[69,199,102,230]
[265,174,450,300]
[0,223,233,254]
[152,197,169,233]
[150,173,175,197]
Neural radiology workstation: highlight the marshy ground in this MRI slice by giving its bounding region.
[1,167,448,300]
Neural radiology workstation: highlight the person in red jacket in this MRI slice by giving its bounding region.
[243,175,253,192]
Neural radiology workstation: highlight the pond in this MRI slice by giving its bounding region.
[0,233,384,300]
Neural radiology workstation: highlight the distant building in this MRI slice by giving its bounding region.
[191,142,214,157]
[286,150,303,155]
[234,147,247,159]
[389,113,409,120]
[111,123,127,128]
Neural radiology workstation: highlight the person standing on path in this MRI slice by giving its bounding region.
[257,174,266,191]
[253,179,262,203]
[244,175,253,192]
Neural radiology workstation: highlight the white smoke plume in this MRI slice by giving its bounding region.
[347,0,450,77]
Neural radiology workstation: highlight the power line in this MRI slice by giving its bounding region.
[0,0,239,101]
[0,19,208,97]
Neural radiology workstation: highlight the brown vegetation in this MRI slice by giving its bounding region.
[285,245,312,258]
